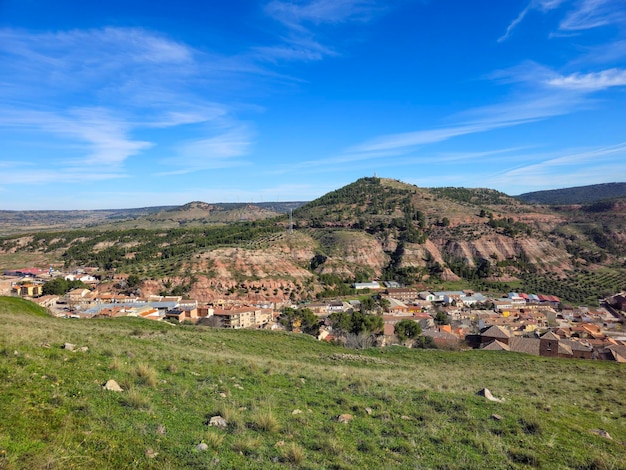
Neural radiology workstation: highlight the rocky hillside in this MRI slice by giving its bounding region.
[1,178,624,304]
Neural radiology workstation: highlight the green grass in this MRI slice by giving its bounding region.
[1,296,626,469]
[0,296,51,317]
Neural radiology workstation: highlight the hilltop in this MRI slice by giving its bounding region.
[1,296,625,469]
[0,177,624,305]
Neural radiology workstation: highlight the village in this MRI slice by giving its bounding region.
[3,267,626,363]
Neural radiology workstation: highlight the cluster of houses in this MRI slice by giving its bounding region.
[480,324,626,362]
[3,267,625,362]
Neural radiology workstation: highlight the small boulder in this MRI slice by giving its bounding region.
[103,379,123,392]
[365,407,373,415]
[196,443,209,451]
[338,414,353,424]
[491,414,503,421]
[63,343,76,351]
[590,429,613,440]
[292,409,303,415]
[208,416,228,428]
[476,388,504,403]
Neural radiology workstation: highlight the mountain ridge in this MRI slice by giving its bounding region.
[517,182,626,205]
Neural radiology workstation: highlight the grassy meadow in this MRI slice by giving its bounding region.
[1,296,625,469]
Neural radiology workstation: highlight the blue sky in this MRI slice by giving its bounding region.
[1,0,625,209]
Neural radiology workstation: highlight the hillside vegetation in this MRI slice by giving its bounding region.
[1,297,625,469]
[517,182,626,205]
[1,177,625,304]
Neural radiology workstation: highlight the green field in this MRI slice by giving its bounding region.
[1,297,625,469]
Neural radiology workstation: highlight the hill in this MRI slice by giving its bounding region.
[0,177,624,305]
[1,297,625,469]
[517,183,626,205]
[0,201,306,235]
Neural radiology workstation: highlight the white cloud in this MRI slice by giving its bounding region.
[0,27,267,180]
[261,0,385,63]
[499,0,567,41]
[265,0,379,29]
[0,108,151,166]
[253,35,337,62]
[159,126,254,174]
[489,143,626,193]
[560,0,626,31]
[547,68,626,90]
[499,0,625,41]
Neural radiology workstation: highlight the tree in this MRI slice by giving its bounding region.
[127,274,141,288]
[279,308,319,336]
[378,297,391,313]
[42,278,69,296]
[328,310,352,335]
[434,311,450,325]
[413,335,437,349]
[394,319,421,341]
[349,311,383,335]
[42,278,88,296]
[360,296,376,314]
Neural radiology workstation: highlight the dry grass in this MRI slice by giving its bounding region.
[215,404,243,430]
[231,436,261,455]
[250,408,279,433]
[122,387,152,411]
[204,431,225,449]
[282,442,304,465]
[133,363,158,387]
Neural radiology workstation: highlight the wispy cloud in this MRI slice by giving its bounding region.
[0,27,260,180]
[0,108,151,166]
[559,0,626,31]
[287,57,616,172]
[158,126,254,175]
[499,0,566,42]
[253,35,337,62]
[260,0,385,62]
[347,92,583,157]
[499,0,625,41]
[489,143,626,193]
[265,0,379,29]
[547,68,626,90]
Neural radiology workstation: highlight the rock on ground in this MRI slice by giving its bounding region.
[476,388,504,403]
[208,416,228,428]
[103,379,123,392]
[338,414,353,424]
